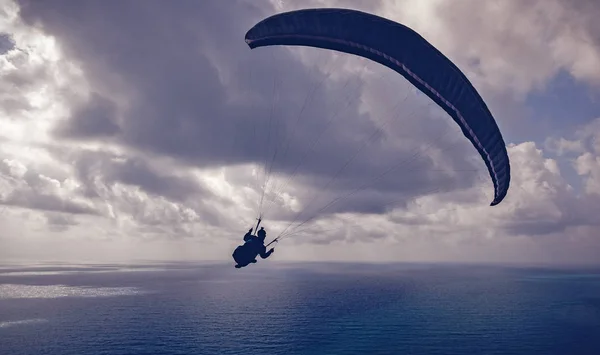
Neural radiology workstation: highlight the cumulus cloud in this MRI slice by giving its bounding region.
[566,117,600,195]
[0,0,599,264]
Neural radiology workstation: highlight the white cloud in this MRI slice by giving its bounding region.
[574,152,600,195]
[545,137,585,156]
[571,118,600,195]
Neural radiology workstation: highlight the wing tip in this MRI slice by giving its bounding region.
[490,192,507,206]
[244,30,256,48]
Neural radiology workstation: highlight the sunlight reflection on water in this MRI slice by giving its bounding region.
[0,318,48,328]
[0,284,145,299]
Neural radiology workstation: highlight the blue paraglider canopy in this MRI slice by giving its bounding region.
[245,8,510,206]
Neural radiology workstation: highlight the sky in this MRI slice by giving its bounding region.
[0,0,599,265]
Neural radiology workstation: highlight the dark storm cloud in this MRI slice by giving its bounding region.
[16,0,284,165]
[16,0,491,218]
[54,93,121,139]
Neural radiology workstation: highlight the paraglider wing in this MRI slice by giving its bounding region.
[245,8,510,206]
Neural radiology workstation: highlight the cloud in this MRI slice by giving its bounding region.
[0,0,599,264]
[13,0,486,219]
[54,92,121,139]
[0,33,15,54]
[273,137,600,266]
[568,117,600,195]
[378,0,600,96]
[0,157,98,215]
[575,153,600,195]
[45,211,79,232]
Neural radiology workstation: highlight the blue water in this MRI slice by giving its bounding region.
[1,262,599,355]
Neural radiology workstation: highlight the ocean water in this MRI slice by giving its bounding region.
[1,262,599,355]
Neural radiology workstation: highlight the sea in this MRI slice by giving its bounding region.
[1,261,599,355]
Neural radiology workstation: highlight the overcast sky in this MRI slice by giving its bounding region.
[1,0,599,265]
